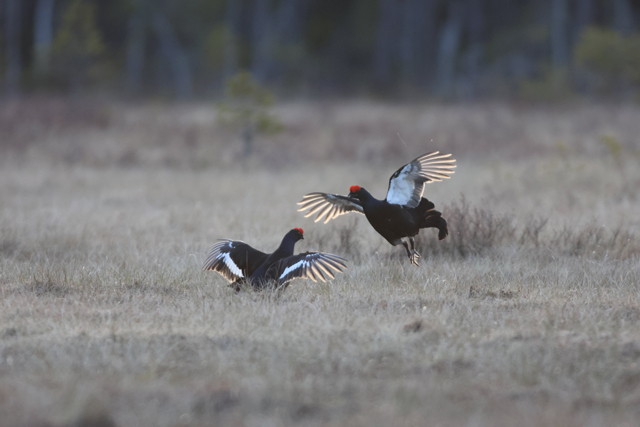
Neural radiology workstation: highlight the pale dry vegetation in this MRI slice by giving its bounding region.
[1,99,640,426]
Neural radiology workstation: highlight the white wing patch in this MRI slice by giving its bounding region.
[221,252,244,278]
[385,151,456,208]
[386,164,415,205]
[275,253,347,286]
[203,239,252,282]
[279,259,309,280]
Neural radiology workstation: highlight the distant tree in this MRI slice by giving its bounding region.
[574,26,640,93]
[249,0,310,85]
[373,0,400,87]
[217,71,285,156]
[222,0,242,82]
[125,0,147,94]
[33,0,56,80]
[3,0,640,99]
[434,0,464,97]
[613,0,634,36]
[51,0,107,91]
[551,0,569,70]
[399,0,437,88]
[152,12,193,98]
[461,0,485,97]
[202,0,241,90]
[574,0,595,43]
[4,0,22,96]
[251,0,274,82]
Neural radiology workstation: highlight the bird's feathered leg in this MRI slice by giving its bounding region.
[409,237,421,261]
[230,281,248,293]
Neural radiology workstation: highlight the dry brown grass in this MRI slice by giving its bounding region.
[4,97,640,168]
[1,99,640,426]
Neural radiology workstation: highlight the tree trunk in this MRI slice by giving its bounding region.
[223,0,243,82]
[251,0,274,82]
[126,10,145,93]
[33,0,55,79]
[400,0,434,86]
[274,0,309,85]
[5,0,22,96]
[152,13,193,98]
[461,0,484,98]
[573,0,594,44]
[551,0,569,69]
[613,0,634,35]
[373,0,400,87]
[275,0,301,41]
[434,1,464,97]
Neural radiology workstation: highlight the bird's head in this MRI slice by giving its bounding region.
[292,227,304,240]
[348,185,364,201]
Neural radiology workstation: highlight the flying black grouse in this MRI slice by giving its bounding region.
[203,228,347,291]
[297,151,455,265]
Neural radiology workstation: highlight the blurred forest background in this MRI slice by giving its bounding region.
[2,0,640,101]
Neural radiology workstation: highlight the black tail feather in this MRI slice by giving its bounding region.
[418,200,448,240]
[436,217,448,240]
[416,198,435,213]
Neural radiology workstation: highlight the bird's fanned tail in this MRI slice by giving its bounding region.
[420,210,448,240]
[416,198,448,240]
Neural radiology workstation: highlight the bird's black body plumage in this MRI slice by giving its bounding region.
[298,151,455,265]
[203,228,347,291]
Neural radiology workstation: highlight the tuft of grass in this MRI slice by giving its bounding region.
[415,196,638,261]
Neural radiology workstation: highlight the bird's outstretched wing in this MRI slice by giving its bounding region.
[386,151,456,208]
[267,252,348,286]
[297,192,364,223]
[203,239,268,282]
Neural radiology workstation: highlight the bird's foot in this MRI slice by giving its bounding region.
[409,250,421,266]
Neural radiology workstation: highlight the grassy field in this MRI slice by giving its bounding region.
[1,99,640,426]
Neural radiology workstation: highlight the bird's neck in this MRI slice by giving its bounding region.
[359,188,382,209]
[275,234,297,257]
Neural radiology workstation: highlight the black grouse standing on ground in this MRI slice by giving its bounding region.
[297,151,455,265]
[203,228,347,291]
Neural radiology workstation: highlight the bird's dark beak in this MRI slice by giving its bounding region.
[347,194,358,203]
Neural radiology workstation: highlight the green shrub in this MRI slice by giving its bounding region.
[574,27,640,92]
[519,67,573,102]
[51,0,109,90]
[217,72,285,156]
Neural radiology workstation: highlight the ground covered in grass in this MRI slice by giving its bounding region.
[1,100,639,426]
